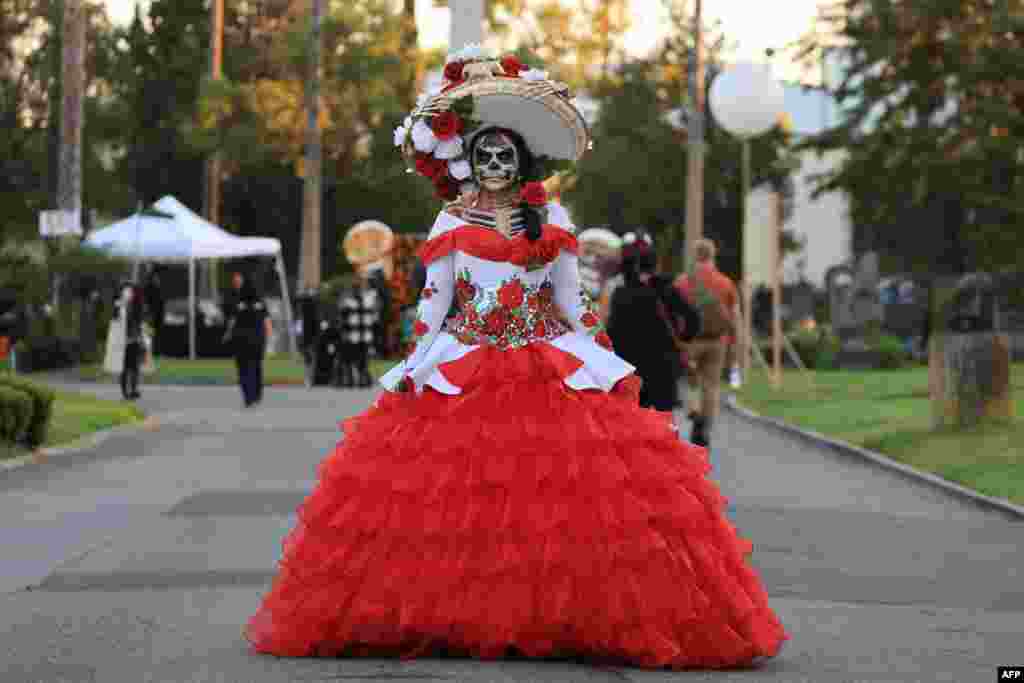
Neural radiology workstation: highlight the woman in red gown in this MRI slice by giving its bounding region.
[245,47,788,669]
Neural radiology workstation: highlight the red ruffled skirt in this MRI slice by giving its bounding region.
[245,343,788,669]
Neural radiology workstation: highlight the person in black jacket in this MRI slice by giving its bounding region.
[224,272,273,407]
[606,233,701,412]
[119,283,146,400]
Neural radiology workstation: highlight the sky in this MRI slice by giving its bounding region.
[103,0,827,84]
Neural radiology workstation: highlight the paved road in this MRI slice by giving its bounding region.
[1,380,1021,682]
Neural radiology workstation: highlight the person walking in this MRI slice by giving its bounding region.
[674,238,738,448]
[119,283,146,400]
[245,54,787,668]
[338,277,379,388]
[606,232,701,412]
[224,272,272,408]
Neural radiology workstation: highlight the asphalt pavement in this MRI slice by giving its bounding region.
[1,379,1021,683]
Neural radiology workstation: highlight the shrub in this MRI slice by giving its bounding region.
[789,328,820,368]
[872,333,910,369]
[0,375,55,447]
[788,326,840,370]
[0,385,32,444]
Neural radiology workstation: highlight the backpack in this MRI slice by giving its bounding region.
[679,272,735,339]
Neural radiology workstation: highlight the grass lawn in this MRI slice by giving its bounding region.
[734,362,1024,505]
[78,355,399,386]
[1,387,145,460]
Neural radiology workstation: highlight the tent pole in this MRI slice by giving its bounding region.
[189,257,196,360]
[275,253,296,357]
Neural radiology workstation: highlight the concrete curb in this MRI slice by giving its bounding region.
[0,414,167,475]
[723,394,1024,521]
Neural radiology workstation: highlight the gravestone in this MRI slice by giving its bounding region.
[929,273,1013,428]
[828,253,884,368]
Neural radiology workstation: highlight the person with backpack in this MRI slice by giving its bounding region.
[674,238,738,449]
[607,232,701,412]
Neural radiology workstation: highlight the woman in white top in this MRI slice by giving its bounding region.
[246,47,787,669]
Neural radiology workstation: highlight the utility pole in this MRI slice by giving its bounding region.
[684,0,705,273]
[203,0,225,298]
[300,0,323,291]
[204,0,224,226]
[58,0,86,237]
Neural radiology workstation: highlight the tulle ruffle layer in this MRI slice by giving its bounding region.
[245,349,788,669]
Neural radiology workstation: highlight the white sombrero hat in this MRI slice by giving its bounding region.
[393,46,590,198]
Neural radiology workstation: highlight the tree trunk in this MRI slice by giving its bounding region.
[930,332,1013,429]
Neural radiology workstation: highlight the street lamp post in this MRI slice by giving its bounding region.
[708,61,785,386]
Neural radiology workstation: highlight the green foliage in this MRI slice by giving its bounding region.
[0,375,55,447]
[790,326,841,370]
[795,0,1024,275]
[871,333,911,370]
[0,385,32,445]
[564,58,797,277]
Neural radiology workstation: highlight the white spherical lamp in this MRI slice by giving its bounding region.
[709,62,785,138]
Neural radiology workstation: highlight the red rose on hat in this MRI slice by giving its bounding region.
[414,320,429,338]
[415,153,447,179]
[596,331,613,350]
[443,61,464,83]
[501,55,524,77]
[431,111,464,141]
[520,181,547,207]
[581,312,599,328]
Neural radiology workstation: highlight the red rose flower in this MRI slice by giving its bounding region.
[519,181,547,207]
[415,153,447,179]
[501,55,524,77]
[443,60,464,83]
[581,312,599,328]
[596,331,613,350]
[431,111,464,141]
[422,287,433,299]
[498,279,525,309]
[414,320,429,337]
[484,308,508,336]
[533,319,547,337]
[434,175,459,201]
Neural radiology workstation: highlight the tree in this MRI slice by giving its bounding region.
[110,0,209,210]
[565,47,798,279]
[795,0,1024,275]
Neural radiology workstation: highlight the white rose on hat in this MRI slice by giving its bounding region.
[411,119,439,153]
[448,158,472,180]
[433,136,464,160]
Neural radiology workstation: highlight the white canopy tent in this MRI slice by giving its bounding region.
[85,196,295,360]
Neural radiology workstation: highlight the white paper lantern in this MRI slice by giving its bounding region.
[709,62,785,138]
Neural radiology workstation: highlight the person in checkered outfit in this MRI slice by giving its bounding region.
[337,277,380,388]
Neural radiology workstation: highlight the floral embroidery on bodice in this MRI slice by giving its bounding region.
[447,268,570,349]
[380,205,634,395]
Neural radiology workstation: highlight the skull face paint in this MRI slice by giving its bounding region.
[472,130,520,192]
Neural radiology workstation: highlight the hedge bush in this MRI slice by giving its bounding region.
[871,333,911,369]
[0,385,32,444]
[789,326,841,370]
[0,375,55,447]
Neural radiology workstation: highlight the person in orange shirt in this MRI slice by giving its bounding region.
[674,238,738,449]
